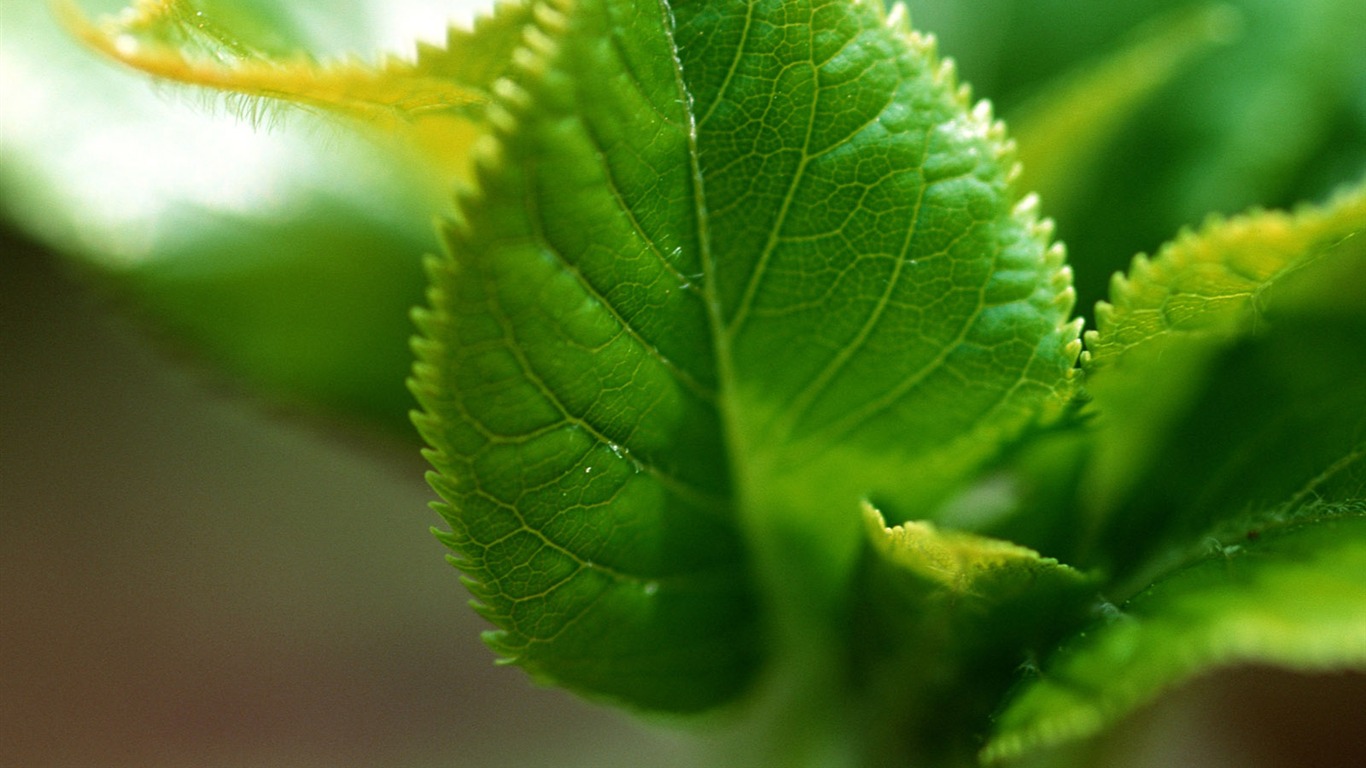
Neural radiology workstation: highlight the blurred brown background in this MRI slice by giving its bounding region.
[0,231,694,767]
[3,232,1364,767]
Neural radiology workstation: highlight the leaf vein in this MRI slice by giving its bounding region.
[696,0,756,128]
[725,16,821,337]
[766,124,935,442]
[485,213,726,508]
[520,155,718,403]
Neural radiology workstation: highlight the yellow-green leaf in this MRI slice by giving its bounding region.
[60,0,533,181]
[1085,180,1366,369]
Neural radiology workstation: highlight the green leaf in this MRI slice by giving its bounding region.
[983,507,1366,764]
[847,504,1095,764]
[1009,4,1241,222]
[411,0,759,712]
[1077,182,1366,562]
[907,0,1366,309]
[1085,181,1366,368]
[980,184,1366,762]
[412,0,1079,712]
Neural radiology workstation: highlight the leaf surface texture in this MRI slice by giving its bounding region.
[413,0,1080,711]
[1080,182,1366,566]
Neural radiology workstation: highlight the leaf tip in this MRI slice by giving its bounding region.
[884,2,910,32]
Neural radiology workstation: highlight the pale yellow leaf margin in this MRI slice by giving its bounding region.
[55,0,538,184]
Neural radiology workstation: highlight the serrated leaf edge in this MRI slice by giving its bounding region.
[1082,179,1366,370]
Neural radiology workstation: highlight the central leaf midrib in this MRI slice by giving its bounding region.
[654,0,752,513]
[664,0,845,500]
[664,0,957,494]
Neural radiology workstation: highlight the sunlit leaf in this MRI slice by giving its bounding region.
[1,0,458,429]
[412,0,1080,712]
[60,0,535,182]
[63,0,474,120]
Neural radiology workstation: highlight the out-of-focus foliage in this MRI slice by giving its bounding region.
[909,0,1366,306]
[0,1,493,430]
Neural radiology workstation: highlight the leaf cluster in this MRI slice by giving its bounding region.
[4,1,1365,766]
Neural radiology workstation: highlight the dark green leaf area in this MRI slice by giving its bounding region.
[1087,308,1366,581]
[850,508,1097,765]
[412,0,757,711]
[910,0,1366,309]
[673,0,1078,521]
[984,510,1366,763]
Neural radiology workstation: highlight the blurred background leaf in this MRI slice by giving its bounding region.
[907,0,1366,308]
[0,230,699,768]
[0,0,496,434]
